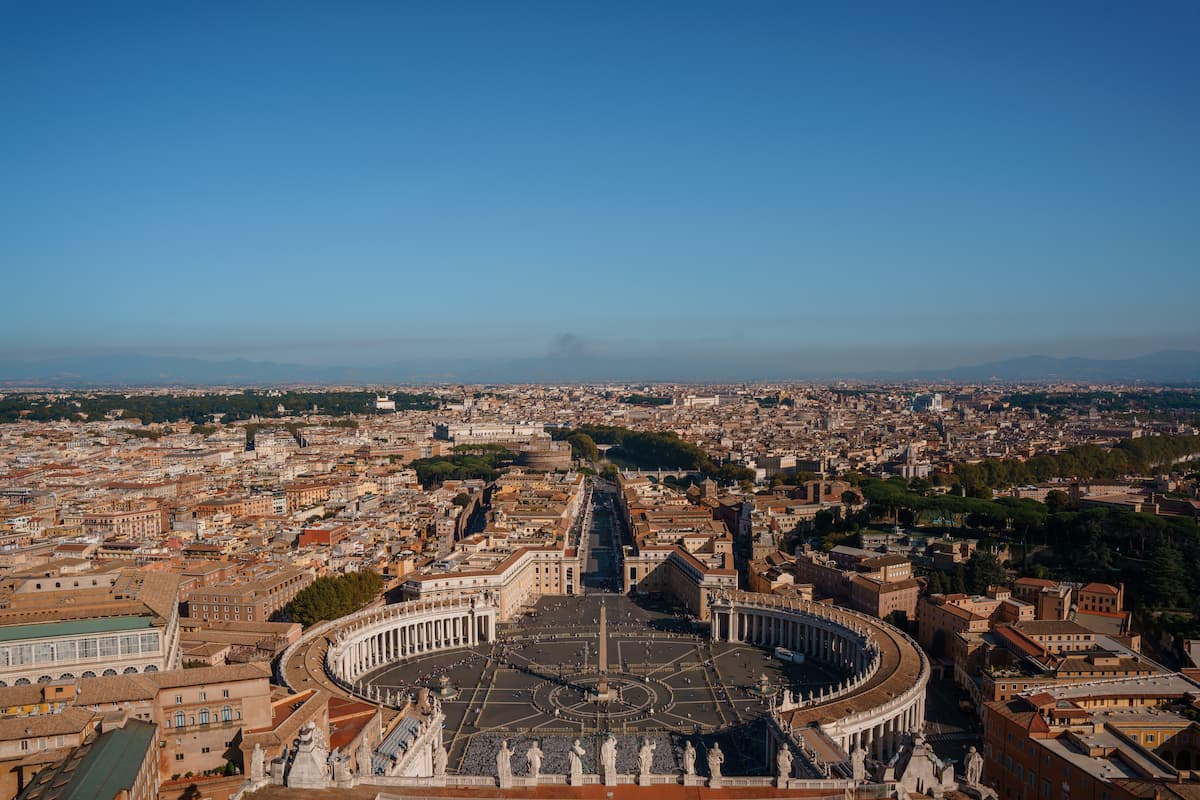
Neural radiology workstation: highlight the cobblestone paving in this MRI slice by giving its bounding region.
[362,594,841,777]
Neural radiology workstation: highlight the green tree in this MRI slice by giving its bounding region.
[926,571,947,594]
[286,571,383,627]
[841,490,861,515]
[566,433,599,462]
[952,566,967,594]
[1145,543,1188,608]
[1044,490,1073,514]
[964,552,1007,595]
[907,477,933,496]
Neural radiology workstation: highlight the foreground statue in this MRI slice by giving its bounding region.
[432,740,447,778]
[638,737,656,784]
[496,739,513,788]
[526,740,543,781]
[776,746,792,786]
[850,742,866,782]
[568,738,586,785]
[250,742,265,782]
[965,746,984,786]
[707,742,724,787]
[600,734,618,785]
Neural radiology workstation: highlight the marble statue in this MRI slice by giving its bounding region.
[332,748,352,783]
[357,738,373,778]
[850,743,867,782]
[776,746,792,785]
[682,740,696,776]
[569,738,586,785]
[433,740,448,778]
[526,740,543,781]
[600,734,618,784]
[965,746,984,785]
[707,742,724,784]
[285,723,331,789]
[896,731,961,798]
[310,721,327,752]
[496,739,513,786]
[638,738,656,780]
[250,742,265,782]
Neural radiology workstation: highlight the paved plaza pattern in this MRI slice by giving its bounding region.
[361,594,843,776]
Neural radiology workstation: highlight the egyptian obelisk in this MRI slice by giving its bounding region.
[599,599,608,671]
[594,598,612,702]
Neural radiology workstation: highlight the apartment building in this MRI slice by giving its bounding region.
[81,501,165,540]
[984,674,1200,800]
[185,565,315,624]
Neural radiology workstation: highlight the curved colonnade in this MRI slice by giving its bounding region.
[279,597,497,704]
[709,590,929,768]
[280,590,927,776]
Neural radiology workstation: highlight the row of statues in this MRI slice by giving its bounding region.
[491,735,725,785]
[261,723,985,794]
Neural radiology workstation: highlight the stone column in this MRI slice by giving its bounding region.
[599,602,609,672]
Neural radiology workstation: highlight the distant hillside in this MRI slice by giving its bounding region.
[895,350,1200,383]
[1,349,1198,386]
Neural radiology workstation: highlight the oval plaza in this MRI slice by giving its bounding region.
[273,473,946,798]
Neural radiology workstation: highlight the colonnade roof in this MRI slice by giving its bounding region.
[716,591,926,729]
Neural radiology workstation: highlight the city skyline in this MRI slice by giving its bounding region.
[3,1,1199,375]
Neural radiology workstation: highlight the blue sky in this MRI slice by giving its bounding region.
[2,1,1198,373]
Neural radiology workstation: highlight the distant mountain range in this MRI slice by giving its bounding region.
[884,350,1200,384]
[1,350,1198,387]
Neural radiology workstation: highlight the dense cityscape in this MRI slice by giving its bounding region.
[0,384,1197,800]
[6,0,1198,798]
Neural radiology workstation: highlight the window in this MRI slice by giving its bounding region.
[174,711,185,728]
[20,740,28,752]
[199,708,210,725]
[175,695,183,705]
[79,639,97,659]
[99,638,118,657]
[199,691,207,702]
[175,753,184,761]
[222,689,229,699]
[12,642,31,671]
[201,746,211,754]
[221,706,232,722]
